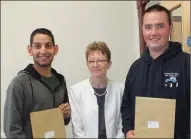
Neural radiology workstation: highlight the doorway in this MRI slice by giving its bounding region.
[160,1,190,54]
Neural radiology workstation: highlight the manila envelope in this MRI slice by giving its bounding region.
[30,108,66,138]
[134,97,176,138]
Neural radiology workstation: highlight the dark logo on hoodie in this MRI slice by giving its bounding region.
[164,73,179,87]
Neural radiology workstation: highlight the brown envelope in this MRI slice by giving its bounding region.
[134,97,176,138]
[30,108,66,138]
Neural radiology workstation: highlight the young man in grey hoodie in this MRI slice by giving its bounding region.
[4,28,71,138]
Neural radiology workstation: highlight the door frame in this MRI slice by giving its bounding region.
[160,1,190,54]
[136,0,150,55]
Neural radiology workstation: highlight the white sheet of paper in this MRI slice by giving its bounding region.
[148,121,159,128]
[44,130,55,138]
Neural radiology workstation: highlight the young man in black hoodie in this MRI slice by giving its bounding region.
[4,28,71,138]
[121,5,190,139]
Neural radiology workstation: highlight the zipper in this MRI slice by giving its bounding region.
[53,94,56,108]
[52,84,63,108]
[39,80,62,108]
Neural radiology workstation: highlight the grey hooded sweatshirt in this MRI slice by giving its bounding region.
[4,64,70,138]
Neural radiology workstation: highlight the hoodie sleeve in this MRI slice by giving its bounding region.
[4,77,26,138]
[186,56,190,139]
[121,63,135,136]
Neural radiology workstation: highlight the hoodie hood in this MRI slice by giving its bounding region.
[18,64,64,84]
[140,41,183,93]
[17,64,66,95]
[142,41,182,62]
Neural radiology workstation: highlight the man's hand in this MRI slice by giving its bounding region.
[59,103,71,118]
[126,130,135,138]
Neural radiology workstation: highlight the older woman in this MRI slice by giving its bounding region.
[69,41,124,138]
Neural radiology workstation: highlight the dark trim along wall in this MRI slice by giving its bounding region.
[137,0,150,55]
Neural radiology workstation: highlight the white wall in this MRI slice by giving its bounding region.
[1,1,140,138]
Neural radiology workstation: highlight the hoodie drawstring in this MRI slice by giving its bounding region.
[28,75,33,112]
[159,60,164,89]
[143,63,149,92]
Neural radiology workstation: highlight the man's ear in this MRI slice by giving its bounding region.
[54,45,58,55]
[169,23,173,36]
[27,45,33,56]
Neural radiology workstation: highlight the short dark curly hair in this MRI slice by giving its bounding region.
[30,28,55,45]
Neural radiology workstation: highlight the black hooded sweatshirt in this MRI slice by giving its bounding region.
[121,41,190,139]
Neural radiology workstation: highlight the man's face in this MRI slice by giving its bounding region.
[28,34,58,67]
[87,50,111,78]
[143,11,172,51]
